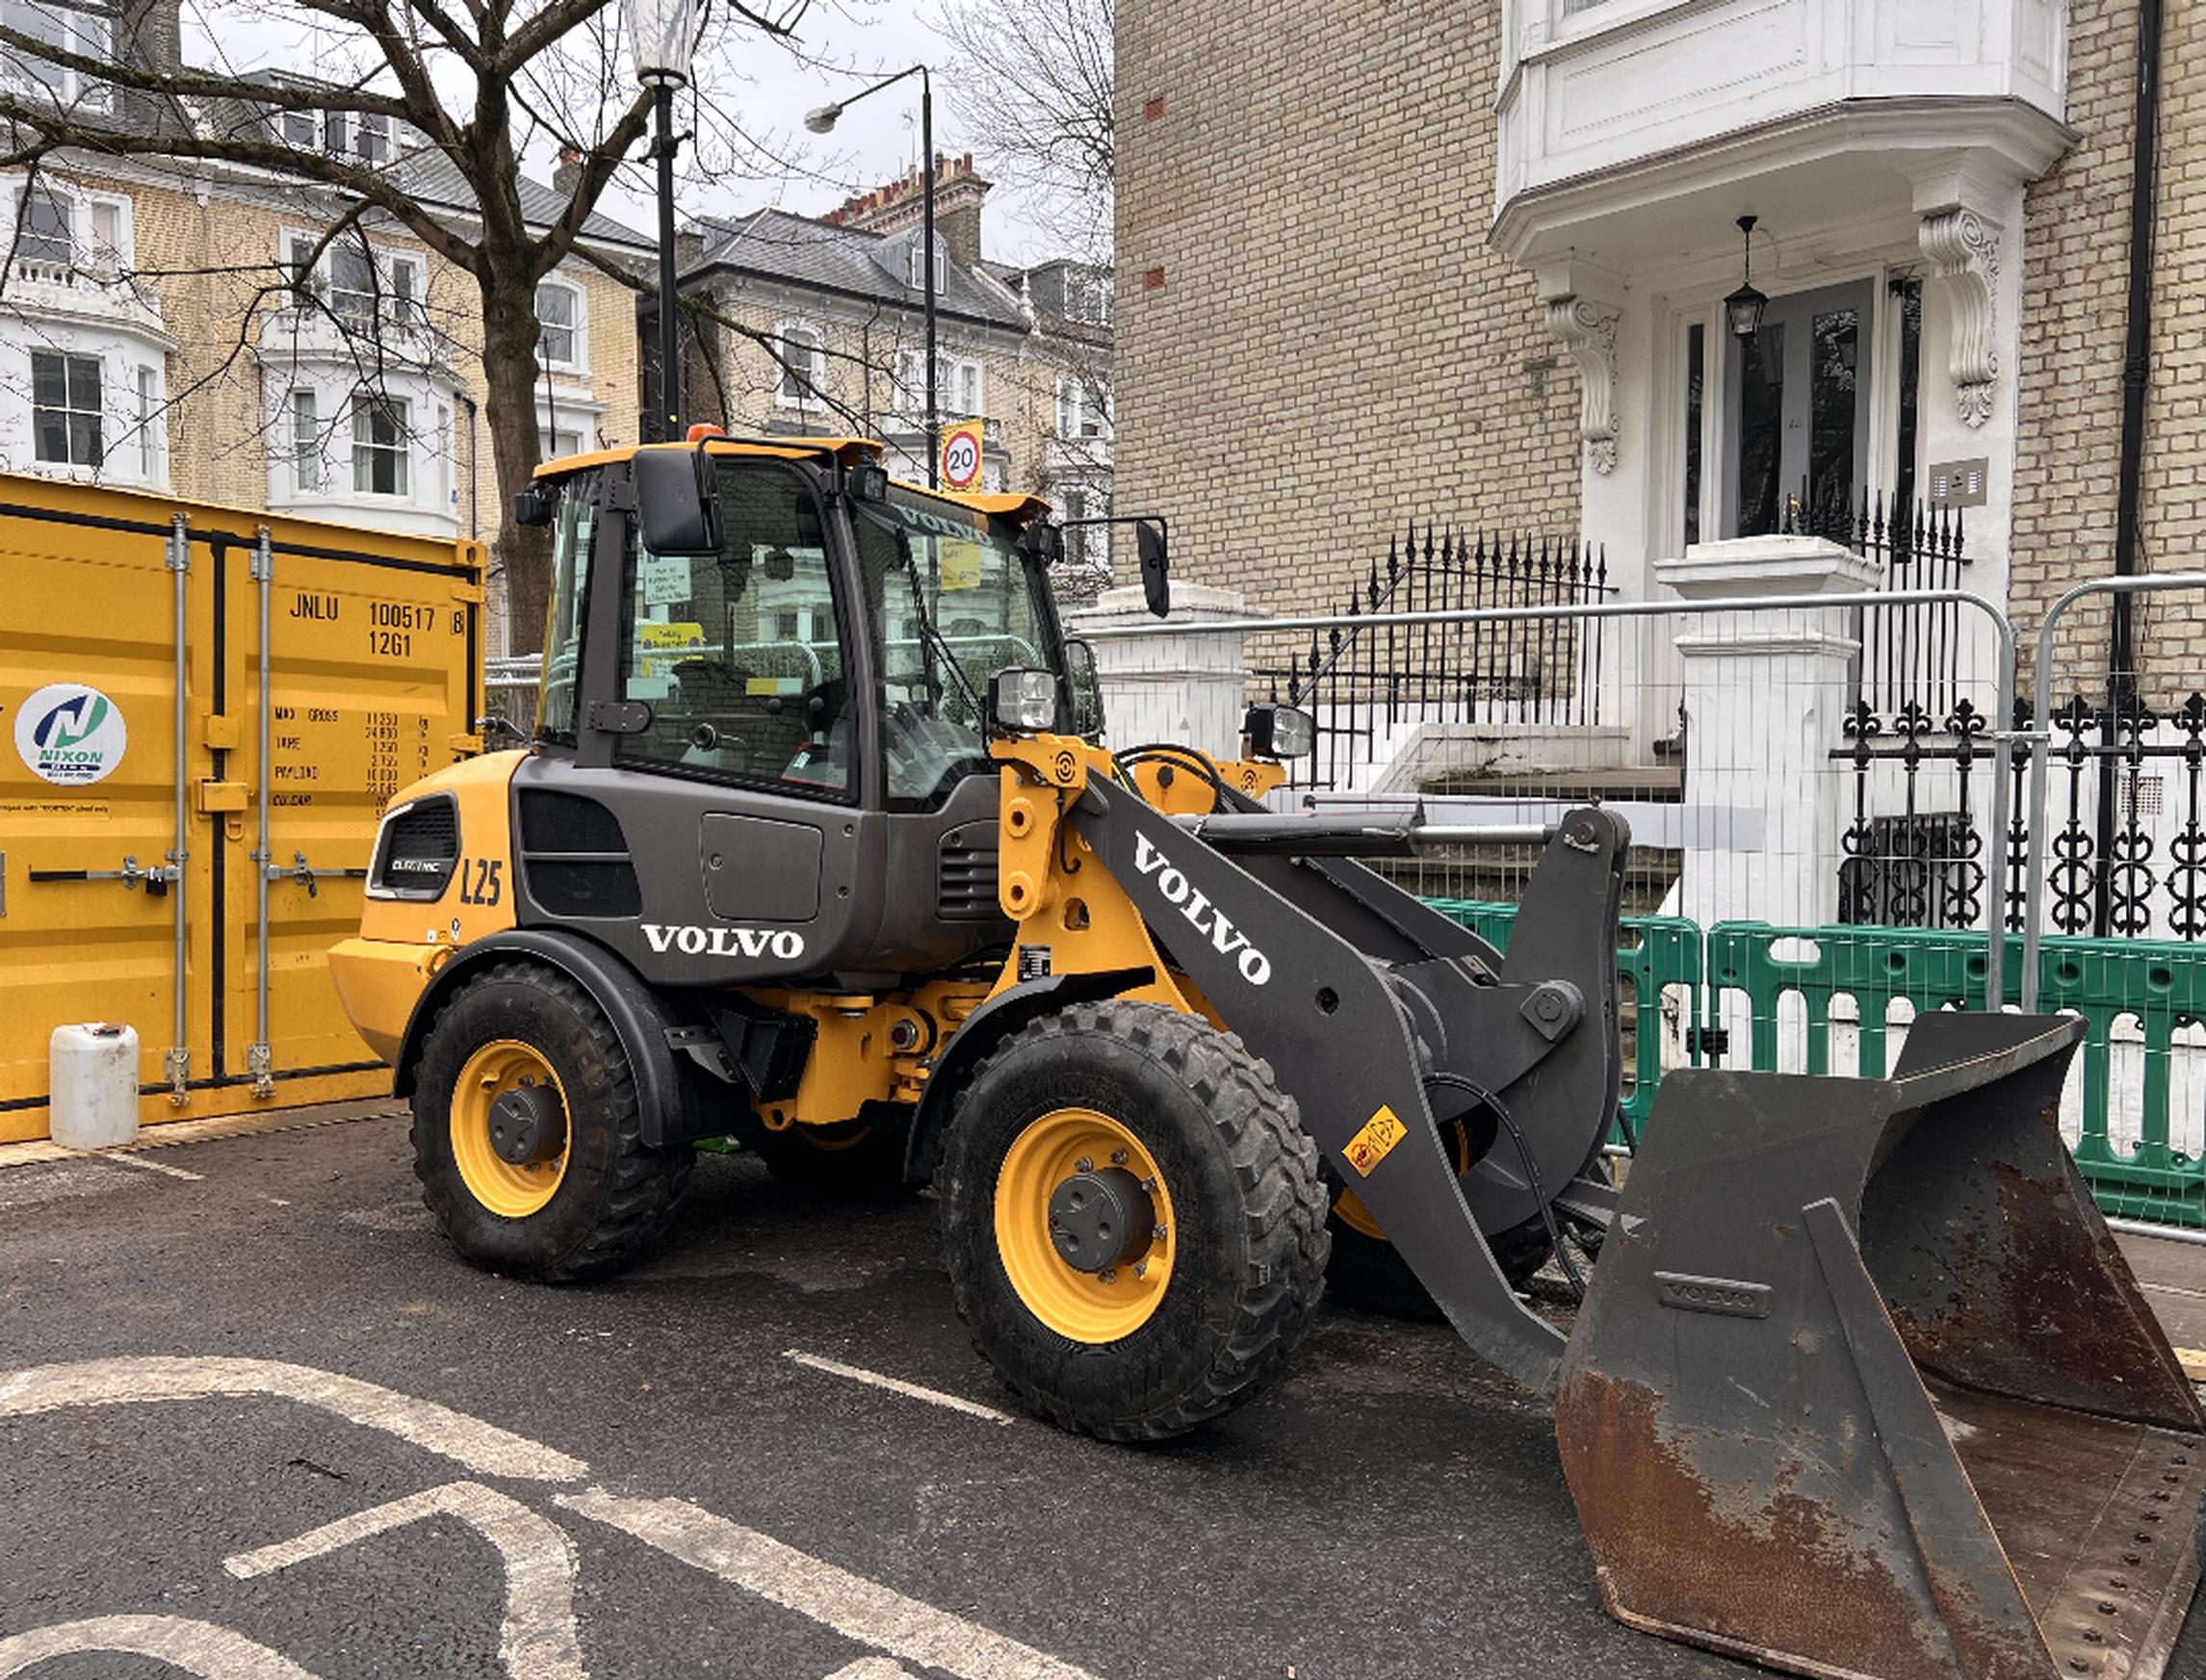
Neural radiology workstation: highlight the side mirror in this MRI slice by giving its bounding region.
[1136,519,1169,617]
[1020,521,1065,565]
[513,483,556,528]
[634,447,724,556]
[1063,637,1104,740]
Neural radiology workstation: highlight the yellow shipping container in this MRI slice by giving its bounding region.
[0,471,484,1141]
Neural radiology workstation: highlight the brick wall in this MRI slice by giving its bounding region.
[2012,0,2206,704]
[1115,0,1580,644]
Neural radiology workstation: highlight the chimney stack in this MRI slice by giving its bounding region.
[823,153,993,273]
[554,145,584,196]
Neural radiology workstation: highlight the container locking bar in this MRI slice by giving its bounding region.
[29,854,184,893]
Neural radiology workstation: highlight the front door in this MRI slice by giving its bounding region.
[1722,279,1874,538]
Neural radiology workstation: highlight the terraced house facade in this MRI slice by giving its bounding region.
[0,0,649,646]
[675,155,1114,565]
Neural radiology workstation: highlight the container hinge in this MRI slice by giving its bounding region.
[257,848,370,898]
[1689,1024,1730,1063]
[246,1040,274,1098]
[162,1046,189,1105]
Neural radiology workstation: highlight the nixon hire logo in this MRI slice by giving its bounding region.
[643,923,806,961]
[14,683,128,787]
[1132,833,1273,985]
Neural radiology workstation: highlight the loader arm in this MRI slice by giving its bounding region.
[989,737,1627,1394]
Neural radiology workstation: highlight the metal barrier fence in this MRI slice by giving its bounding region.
[1412,907,2206,1232]
[1079,585,2020,1002]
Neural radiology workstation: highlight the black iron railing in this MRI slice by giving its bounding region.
[1832,689,2206,942]
[1784,486,1973,715]
[1253,521,1614,790]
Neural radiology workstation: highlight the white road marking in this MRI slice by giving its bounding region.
[0,1614,324,1677]
[561,1490,1103,1680]
[822,1663,919,1679]
[99,1151,204,1181]
[783,1350,1017,1426]
[225,1482,585,1680]
[0,1357,587,1483]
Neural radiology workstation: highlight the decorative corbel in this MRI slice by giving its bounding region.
[1544,296,1622,475]
[1920,207,2002,428]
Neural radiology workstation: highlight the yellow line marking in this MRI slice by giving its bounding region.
[2175,1346,2206,1383]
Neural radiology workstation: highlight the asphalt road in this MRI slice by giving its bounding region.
[1,1112,2201,1680]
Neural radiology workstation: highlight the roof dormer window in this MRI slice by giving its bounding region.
[0,0,113,112]
[905,233,945,294]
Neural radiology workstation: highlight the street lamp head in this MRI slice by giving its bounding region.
[803,102,843,135]
[625,0,694,86]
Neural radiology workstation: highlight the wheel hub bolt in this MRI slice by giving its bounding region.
[1075,1156,1093,1173]
[1098,1267,1117,1284]
[1133,1260,1148,1279]
[1110,1150,1129,1166]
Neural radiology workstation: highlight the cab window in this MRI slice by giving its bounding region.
[617,458,854,797]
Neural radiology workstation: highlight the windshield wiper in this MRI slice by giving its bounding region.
[887,523,988,725]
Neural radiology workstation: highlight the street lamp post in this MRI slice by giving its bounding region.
[627,0,694,443]
[807,66,937,486]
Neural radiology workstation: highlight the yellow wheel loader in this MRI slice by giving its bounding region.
[332,432,2206,1680]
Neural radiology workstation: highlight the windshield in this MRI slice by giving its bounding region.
[856,487,1059,810]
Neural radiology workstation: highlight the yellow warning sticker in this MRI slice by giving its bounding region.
[1344,1104,1408,1177]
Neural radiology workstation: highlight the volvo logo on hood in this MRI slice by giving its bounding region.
[1131,833,1273,986]
[643,924,806,961]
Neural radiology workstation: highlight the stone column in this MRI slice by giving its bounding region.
[1064,583,1265,762]
[1656,536,1880,932]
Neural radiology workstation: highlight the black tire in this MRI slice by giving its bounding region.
[413,961,693,1281]
[938,1001,1330,1441]
[745,1102,918,1200]
[1324,1204,1553,1320]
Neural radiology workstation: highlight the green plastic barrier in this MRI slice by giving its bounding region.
[1423,899,1705,1145]
[1705,922,2206,1230]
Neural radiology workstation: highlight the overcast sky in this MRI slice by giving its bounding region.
[182,0,1063,267]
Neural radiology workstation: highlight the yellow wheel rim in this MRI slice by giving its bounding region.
[450,1039,570,1219]
[994,1107,1175,1344]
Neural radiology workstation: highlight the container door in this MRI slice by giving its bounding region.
[220,537,480,1085]
[0,501,200,1143]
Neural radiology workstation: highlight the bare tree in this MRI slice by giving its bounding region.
[927,0,1111,260]
[0,0,808,650]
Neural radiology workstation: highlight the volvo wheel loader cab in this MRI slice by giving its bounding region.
[332,431,2206,1680]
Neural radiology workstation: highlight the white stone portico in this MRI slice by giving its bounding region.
[1493,0,2074,637]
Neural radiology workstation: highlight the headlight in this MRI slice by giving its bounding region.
[989,666,1059,736]
[1244,704,1314,761]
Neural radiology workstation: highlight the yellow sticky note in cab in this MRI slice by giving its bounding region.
[639,620,705,677]
[940,538,983,592]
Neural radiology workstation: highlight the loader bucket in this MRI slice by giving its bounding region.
[1556,1011,2206,1680]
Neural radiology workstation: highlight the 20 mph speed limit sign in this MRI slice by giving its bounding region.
[940,420,984,491]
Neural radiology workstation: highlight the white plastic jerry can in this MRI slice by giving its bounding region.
[49,1022,141,1150]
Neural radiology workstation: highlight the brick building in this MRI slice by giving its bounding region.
[1,9,648,647]
[673,156,1113,551]
[1117,0,2198,695]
